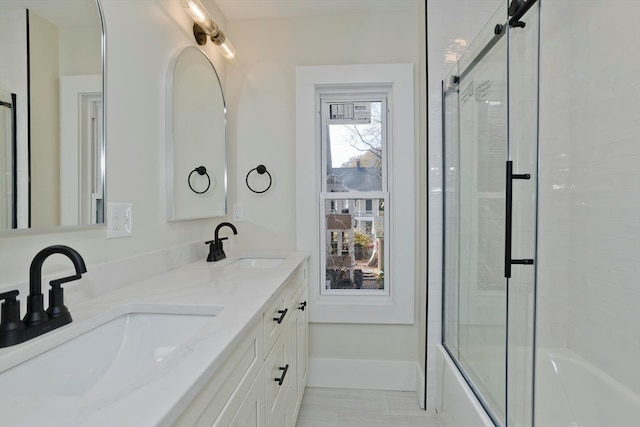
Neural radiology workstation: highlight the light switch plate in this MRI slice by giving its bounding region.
[107,203,133,238]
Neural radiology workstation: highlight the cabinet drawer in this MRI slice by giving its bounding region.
[173,320,263,427]
[263,264,306,357]
[263,291,290,358]
[286,263,306,296]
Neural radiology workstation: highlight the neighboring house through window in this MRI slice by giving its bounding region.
[320,96,389,296]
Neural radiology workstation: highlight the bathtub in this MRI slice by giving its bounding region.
[535,348,640,427]
[437,345,640,427]
[435,345,495,427]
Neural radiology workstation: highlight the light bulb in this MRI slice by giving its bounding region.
[216,39,237,64]
[180,0,238,64]
[211,31,238,64]
[180,0,217,34]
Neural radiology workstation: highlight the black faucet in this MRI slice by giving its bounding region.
[205,222,238,262]
[0,245,87,348]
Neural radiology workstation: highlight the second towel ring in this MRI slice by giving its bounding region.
[189,166,211,194]
[246,164,272,194]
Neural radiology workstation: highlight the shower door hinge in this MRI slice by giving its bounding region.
[508,0,538,28]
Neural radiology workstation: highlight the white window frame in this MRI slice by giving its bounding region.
[296,64,415,324]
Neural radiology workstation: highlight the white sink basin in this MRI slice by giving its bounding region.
[226,257,285,269]
[0,310,220,396]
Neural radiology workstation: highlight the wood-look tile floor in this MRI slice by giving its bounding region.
[295,388,442,427]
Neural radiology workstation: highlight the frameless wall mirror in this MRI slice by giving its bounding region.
[0,0,105,232]
[166,46,227,221]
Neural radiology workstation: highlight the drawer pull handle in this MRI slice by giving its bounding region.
[274,364,289,386]
[298,301,307,311]
[273,308,288,324]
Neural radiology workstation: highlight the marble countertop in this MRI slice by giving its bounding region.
[0,251,309,427]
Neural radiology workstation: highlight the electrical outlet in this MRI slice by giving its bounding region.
[232,203,244,222]
[107,203,133,238]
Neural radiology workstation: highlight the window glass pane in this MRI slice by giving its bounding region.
[325,101,383,193]
[323,198,385,292]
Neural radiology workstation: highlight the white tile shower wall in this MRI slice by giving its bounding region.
[426,0,502,411]
[538,0,640,395]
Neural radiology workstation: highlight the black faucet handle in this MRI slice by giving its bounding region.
[46,275,79,319]
[0,290,19,302]
[218,237,229,242]
[49,274,82,288]
[0,290,24,337]
[205,240,216,262]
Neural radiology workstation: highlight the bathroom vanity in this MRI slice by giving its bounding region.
[0,250,309,427]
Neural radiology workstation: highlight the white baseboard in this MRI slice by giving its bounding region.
[308,358,418,391]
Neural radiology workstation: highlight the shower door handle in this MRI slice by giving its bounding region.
[505,160,534,278]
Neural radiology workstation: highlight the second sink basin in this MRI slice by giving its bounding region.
[0,308,221,396]
[225,257,285,269]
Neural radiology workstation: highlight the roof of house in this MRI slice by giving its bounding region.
[328,167,381,192]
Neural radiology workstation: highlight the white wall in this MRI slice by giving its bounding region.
[30,12,60,228]
[226,9,425,390]
[59,25,102,76]
[0,9,29,229]
[0,0,232,284]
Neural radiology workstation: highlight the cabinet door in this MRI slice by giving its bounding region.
[265,320,295,427]
[219,368,265,427]
[275,377,297,427]
[173,320,262,427]
[276,324,299,427]
[293,283,309,416]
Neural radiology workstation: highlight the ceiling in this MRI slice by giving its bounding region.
[215,0,421,21]
[0,0,100,27]
[0,1,421,28]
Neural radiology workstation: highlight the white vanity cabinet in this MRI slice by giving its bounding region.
[173,260,308,427]
[263,263,307,427]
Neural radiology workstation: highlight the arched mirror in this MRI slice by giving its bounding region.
[0,0,105,232]
[166,46,227,221]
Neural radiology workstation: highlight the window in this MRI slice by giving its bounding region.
[320,96,389,295]
[296,64,414,324]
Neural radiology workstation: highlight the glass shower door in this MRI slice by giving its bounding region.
[442,1,539,426]
[443,5,509,424]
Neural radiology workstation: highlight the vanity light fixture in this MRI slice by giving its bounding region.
[180,0,237,63]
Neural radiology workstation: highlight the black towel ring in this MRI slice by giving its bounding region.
[188,166,211,194]
[246,164,272,194]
